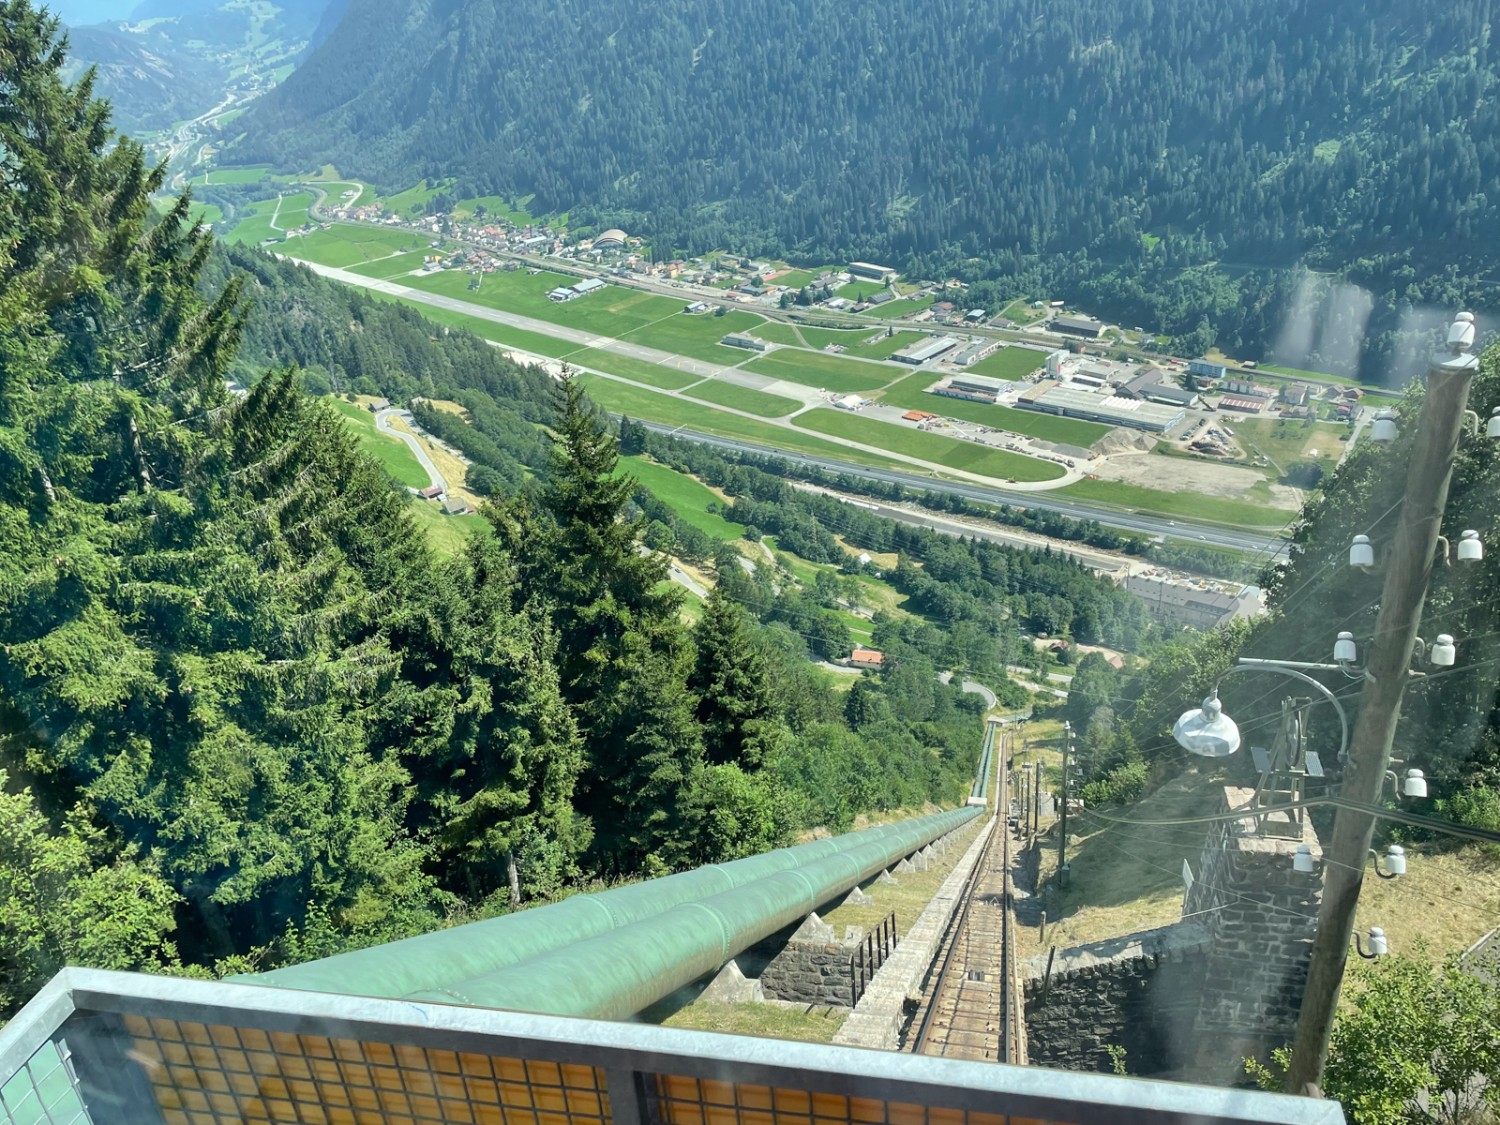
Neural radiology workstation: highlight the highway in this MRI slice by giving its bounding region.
[632,420,1288,557]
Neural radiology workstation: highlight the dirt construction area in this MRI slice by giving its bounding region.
[1092,452,1303,508]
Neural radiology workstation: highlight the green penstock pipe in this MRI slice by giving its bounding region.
[404,805,979,1019]
[236,812,962,999]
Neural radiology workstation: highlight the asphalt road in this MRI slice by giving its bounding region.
[937,670,1000,708]
[633,420,1287,557]
[376,409,446,493]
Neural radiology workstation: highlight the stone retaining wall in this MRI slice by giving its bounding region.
[1022,922,1210,1075]
[759,915,861,1006]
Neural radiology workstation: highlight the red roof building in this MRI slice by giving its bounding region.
[850,648,884,668]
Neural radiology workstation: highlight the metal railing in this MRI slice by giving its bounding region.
[850,911,899,1006]
[0,967,1348,1125]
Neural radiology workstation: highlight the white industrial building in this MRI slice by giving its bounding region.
[1124,572,1265,630]
[893,335,962,365]
[1016,382,1185,432]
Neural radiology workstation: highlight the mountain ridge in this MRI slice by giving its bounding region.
[233,0,1499,376]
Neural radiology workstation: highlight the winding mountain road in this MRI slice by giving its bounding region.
[376,409,447,494]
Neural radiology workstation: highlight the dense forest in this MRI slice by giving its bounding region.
[2,4,1167,1018]
[234,0,1500,378]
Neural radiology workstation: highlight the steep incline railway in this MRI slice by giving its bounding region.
[908,726,1026,1062]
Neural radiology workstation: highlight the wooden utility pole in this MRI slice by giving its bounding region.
[1058,721,1073,886]
[1286,317,1479,1093]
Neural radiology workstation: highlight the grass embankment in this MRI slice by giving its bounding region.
[821,818,986,938]
[793,409,1066,482]
[1355,847,1500,961]
[407,498,487,556]
[1056,479,1294,527]
[1019,765,1227,957]
[620,456,743,540]
[326,397,429,488]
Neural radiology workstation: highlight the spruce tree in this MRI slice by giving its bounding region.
[689,587,778,767]
[494,376,701,872]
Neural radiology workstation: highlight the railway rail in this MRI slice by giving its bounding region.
[908,726,1026,1063]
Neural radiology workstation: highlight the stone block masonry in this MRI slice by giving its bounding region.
[1022,923,1210,1074]
[759,914,862,1007]
[1185,786,1322,1084]
[1020,786,1323,1084]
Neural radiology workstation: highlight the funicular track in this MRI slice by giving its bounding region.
[908,728,1025,1063]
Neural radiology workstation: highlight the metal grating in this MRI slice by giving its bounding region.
[0,1040,90,1125]
[123,1016,610,1125]
[648,1075,1053,1125]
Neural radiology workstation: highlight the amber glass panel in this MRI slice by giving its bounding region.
[129,1020,610,1125]
[651,1074,1085,1125]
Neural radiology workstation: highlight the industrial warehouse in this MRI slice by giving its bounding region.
[893,335,962,365]
[932,373,1009,403]
[1016,381,1186,432]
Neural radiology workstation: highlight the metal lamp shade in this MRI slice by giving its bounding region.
[1173,693,1242,758]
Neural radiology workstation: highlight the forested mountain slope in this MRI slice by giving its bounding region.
[61,24,225,133]
[6,0,1146,1014]
[234,0,1500,372]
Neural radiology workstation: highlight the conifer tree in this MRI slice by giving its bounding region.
[689,588,778,767]
[493,376,700,872]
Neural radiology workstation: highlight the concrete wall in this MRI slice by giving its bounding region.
[1022,923,1209,1075]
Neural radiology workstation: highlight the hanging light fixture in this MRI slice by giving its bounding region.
[1457,530,1484,563]
[1172,690,1242,758]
